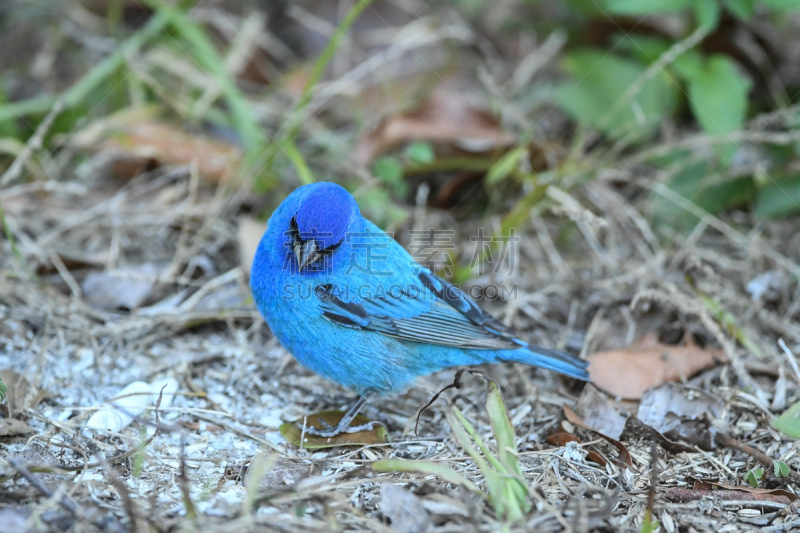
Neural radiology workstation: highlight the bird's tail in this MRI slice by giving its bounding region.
[497,346,590,380]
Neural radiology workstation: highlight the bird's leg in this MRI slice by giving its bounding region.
[303,394,384,437]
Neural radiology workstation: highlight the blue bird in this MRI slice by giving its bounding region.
[250,182,589,436]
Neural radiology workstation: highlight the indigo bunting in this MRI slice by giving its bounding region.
[251,182,589,436]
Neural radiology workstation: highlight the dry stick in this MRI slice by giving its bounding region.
[0,99,64,186]
[178,432,198,521]
[101,461,139,532]
[778,338,800,385]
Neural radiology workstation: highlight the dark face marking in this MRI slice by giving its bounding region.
[289,217,343,272]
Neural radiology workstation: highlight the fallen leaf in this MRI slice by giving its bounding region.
[637,383,723,449]
[665,487,796,505]
[238,217,266,277]
[574,384,628,439]
[279,410,388,449]
[380,484,432,533]
[72,109,241,182]
[620,415,694,454]
[564,405,633,468]
[353,90,515,165]
[588,333,725,399]
[689,477,798,501]
[82,264,161,310]
[0,418,33,436]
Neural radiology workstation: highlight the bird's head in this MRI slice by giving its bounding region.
[262,182,362,275]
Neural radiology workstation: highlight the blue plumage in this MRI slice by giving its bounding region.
[250,182,589,411]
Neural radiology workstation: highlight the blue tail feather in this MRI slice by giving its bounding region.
[497,346,590,380]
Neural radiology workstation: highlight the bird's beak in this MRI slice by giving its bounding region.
[294,239,320,272]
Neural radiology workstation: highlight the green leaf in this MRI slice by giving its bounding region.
[372,459,482,493]
[744,468,764,487]
[649,159,756,233]
[725,0,756,19]
[693,0,722,29]
[760,0,800,11]
[772,400,800,438]
[754,173,800,218]
[603,0,691,14]
[774,460,791,478]
[679,55,751,161]
[373,156,403,182]
[0,375,6,403]
[558,50,678,141]
[405,141,435,165]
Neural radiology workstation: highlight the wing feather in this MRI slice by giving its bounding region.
[314,272,527,350]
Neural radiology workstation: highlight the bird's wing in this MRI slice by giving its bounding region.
[314,270,527,350]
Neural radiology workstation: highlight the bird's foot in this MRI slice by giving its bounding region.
[300,420,385,438]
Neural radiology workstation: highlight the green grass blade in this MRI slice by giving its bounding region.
[372,459,481,493]
[142,0,267,164]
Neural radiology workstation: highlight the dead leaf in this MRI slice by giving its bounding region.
[588,333,725,399]
[637,383,723,449]
[82,263,161,310]
[690,477,798,501]
[72,109,241,182]
[665,486,796,505]
[279,410,389,449]
[353,90,515,165]
[564,405,633,468]
[574,384,628,439]
[0,418,33,436]
[238,217,266,277]
[620,415,694,454]
[380,484,432,533]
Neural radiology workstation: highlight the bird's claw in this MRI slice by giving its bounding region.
[299,420,385,438]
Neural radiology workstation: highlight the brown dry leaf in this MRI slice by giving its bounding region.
[0,418,33,436]
[564,405,633,468]
[666,483,797,505]
[279,410,388,449]
[574,384,628,439]
[353,90,515,165]
[238,217,267,277]
[691,477,798,501]
[72,109,241,182]
[588,333,725,399]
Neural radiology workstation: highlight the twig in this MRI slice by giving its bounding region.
[778,338,800,385]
